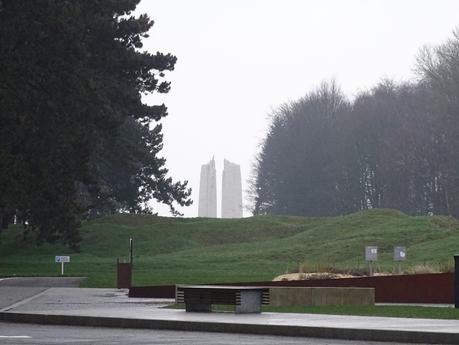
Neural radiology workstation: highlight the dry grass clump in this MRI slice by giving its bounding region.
[404,262,455,274]
[296,261,367,276]
[273,261,366,281]
[275,259,455,282]
[405,264,439,274]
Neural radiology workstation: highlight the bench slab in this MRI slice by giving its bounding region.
[176,285,269,314]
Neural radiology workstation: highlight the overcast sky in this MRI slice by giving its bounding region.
[135,0,459,218]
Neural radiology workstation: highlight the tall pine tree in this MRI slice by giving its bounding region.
[0,0,191,249]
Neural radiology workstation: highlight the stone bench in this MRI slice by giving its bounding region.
[176,285,270,313]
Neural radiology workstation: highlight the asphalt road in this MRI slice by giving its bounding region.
[0,322,417,345]
[0,277,84,310]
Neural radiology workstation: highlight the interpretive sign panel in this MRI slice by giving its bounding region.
[365,246,378,262]
[394,247,406,261]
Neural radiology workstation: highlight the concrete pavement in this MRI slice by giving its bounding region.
[0,277,85,287]
[0,277,84,310]
[1,285,459,344]
[0,321,414,345]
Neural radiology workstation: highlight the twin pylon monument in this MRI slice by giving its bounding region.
[198,157,243,218]
[198,157,217,218]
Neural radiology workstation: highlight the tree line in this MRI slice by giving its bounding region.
[0,0,191,249]
[251,30,459,219]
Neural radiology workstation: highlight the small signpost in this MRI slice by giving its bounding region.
[365,246,378,276]
[129,238,133,264]
[55,256,70,276]
[394,246,406,274]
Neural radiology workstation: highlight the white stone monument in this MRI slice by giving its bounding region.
[221,159,243,218]
[198,157,217,217]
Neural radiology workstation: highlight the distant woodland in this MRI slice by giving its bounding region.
[252,30,459,218]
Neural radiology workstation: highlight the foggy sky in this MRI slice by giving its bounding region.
[135,0,459,217]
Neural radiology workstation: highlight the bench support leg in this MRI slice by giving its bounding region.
[235,291,262,313]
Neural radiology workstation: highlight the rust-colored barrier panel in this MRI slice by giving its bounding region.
[129,285,175,298]
[129,273,454,303]
[229,273,454,303]
[117,263,132,289]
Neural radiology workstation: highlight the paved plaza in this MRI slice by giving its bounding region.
[1,278,459,344]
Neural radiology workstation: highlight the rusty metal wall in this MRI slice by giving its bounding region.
[250,273,454,303]
[129,284,175,298]
[128,272,454,303]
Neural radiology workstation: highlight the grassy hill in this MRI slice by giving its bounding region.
[1,209,458,287]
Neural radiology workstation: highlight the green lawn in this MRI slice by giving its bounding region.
[264,305,459,319]
[166,303,459,320]
[0,209,458,288]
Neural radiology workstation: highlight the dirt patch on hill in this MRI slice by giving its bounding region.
[272,272,356,281]
[272,271,402,281]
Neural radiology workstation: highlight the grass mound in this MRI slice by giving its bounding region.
[1,209,458,287]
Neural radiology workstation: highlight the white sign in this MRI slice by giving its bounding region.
[55,256,70,263]
[55,256,70,276]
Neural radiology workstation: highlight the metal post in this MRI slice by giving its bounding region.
[129,238,133,265]
[61,261,64,276]
[455,255,459,308]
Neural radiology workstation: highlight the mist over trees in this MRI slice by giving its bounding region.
[251,30,459,218]
[0,0,191,249]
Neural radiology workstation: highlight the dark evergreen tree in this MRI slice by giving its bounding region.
[0,0,191,248]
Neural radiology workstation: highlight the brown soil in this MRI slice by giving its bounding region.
[272,271,405,281]
[272,272,355,281]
